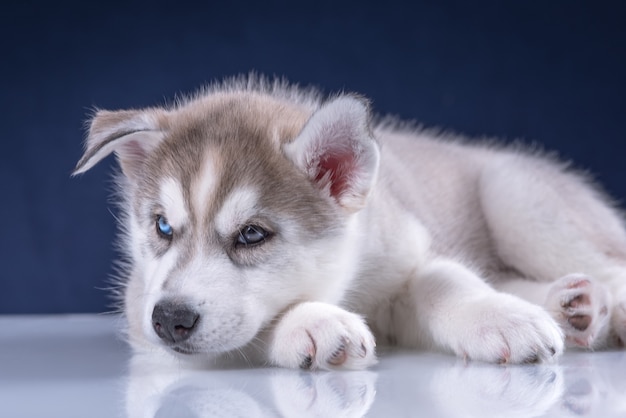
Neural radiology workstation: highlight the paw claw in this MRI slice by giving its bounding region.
[300,355,313,370]
[359,342,367,358]
[498,347,512,365]
[328,343,347,366]
[523,353,540,364]
[271,302,377,370]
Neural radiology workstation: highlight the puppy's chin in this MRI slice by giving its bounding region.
[167,348,220,365]
[167,341,242,357]
[153,343,259,370]
[133,329,261,368]
[148,337,249,359]
[129,342,225,369]
[170,344,200,355]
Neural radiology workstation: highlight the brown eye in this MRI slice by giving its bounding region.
[236,225,270,247]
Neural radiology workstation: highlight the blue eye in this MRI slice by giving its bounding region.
[156,215,173,238]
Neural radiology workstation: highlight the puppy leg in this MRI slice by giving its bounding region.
[269,302,377,370]
[480,154,626,350]
[479,153,626,283]
[408,258,563,363]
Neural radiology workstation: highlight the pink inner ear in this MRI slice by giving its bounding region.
[120,139,148,162]
[118,139,150,177]
[315,149,358,199]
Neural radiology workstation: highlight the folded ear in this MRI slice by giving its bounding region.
[72,109,167,179]
[284,95,380,213]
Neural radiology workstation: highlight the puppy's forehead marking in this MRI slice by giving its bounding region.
[160,177,188,225]
[192,153,219,219]
[215,187,260,235]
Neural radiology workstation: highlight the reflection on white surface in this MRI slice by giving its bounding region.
[368,350,564,418]
[125,349,626,418]
[270,370,377,417]
[553,351,626,417]
[126,354,377,418]
[1,315,626,417]
[431,363,563,417]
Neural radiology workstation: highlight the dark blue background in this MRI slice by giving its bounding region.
[1,1,625,314]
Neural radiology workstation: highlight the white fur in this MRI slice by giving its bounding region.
[160,177,188,227]
[192,154,218,218]
[75,76,626,370]
[214,187,259,237]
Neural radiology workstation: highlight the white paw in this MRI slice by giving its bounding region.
[270,302,377,370]
[447,294,564,364]
[545,274,611,348]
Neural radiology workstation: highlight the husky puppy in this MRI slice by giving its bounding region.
[74,76,626,369]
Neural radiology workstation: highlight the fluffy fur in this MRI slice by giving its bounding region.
[74,75,626,369]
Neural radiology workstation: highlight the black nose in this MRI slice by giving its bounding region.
[151,301,200,344]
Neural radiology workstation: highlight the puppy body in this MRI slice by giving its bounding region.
[75,76,626,369]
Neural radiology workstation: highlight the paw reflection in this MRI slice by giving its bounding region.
[125,354,376,418]
[431,363,563,417]
[125,351,626,417]
[555,352,626,417]
[271,370,377,417]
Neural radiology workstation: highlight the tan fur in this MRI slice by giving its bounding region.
[74,75,626,369]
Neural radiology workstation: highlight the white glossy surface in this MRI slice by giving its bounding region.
[1,315,625,417]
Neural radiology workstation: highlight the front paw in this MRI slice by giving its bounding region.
[447,294,564,364]
[270,302,377,370]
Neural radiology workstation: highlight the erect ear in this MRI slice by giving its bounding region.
[72,109,167,179]
[284,95,380,213]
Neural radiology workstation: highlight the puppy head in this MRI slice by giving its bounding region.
[74,84,379,358]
